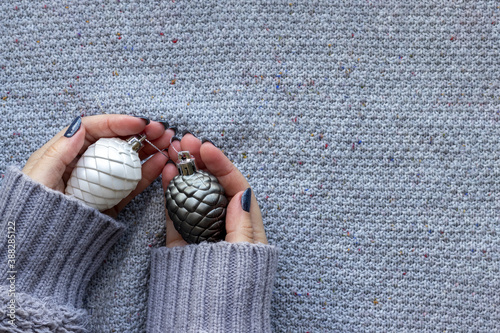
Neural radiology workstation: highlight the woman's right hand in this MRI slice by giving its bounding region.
[162,134,268,247]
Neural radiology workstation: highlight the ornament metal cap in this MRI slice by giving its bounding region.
[177,151,196,176]
[126,134,147,152]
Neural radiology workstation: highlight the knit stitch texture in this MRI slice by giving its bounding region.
[0,166,125,332]
[148,242,279,332]
[1,1,500,332]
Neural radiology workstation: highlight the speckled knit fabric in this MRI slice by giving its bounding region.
[1,1,499,332]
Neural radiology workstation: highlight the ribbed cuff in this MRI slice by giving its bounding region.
[0,166,125,308]
[147,241,279,333]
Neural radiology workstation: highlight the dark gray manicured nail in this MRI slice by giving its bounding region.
[181,130,197,138]
[133,115,150,125]
[171,136,180,142]
[64,116,82,138]
[157,121,169,129]
[167,126,178,135]
[201,137,216,146]
[241,188,252,212]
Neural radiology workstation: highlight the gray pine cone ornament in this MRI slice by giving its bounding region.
[165,151,228,244]
[65,135,145,211]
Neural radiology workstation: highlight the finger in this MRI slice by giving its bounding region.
[78,115,151,156]
[139,121,168,143]
[22,125,75,175]
[104,150,169,217]
[138,128,175,160]
[162,161,188,247]
[62,154,81,184]
[27,117,86,189]
[161,160,177,192]
[49,115,149,157]
[23,148,47,175]
[200,141,267,243]
[225,189,254,243]
[199,142,249,197]
[81,114,148,143]
[180,132,206,170]
[24,115,149,174]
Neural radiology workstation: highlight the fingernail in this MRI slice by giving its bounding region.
[157,120,169,129]
[133,115,150,125]
[64,116,82,138]
[201,137,216,147]
[181,130,197,138]
[241,188,252,212]
[171,136,180,142]
[167,126,178,135]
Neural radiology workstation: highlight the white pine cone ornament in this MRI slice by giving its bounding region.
[166,151,228,244]
[65,136,145,211]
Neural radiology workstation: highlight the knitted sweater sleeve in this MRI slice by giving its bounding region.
[0,166,125,332]
[146,241,279,332]
[0,166,280,332]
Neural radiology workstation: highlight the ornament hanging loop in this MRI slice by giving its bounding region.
[177,151,196,175]
[143,137,169,159]
[127,134,147,152]
[169,136,180,159]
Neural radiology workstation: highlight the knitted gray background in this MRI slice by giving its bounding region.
[1,1,499,332]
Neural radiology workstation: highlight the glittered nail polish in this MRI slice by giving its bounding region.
[64,116,82,138]
[201,137,216,147]
[241,188,252,212]
[133,115,150,125]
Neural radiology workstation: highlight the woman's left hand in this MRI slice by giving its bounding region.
[22,114,174,217]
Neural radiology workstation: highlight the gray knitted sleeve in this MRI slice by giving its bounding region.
[147,242,279,333]
[0,166,125,332]
[0,166,279,332]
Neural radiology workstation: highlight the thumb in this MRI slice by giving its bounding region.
[29,116,85,190]
[225,188,254,243]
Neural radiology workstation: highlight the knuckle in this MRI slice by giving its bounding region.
[41,145,66,175]
[237,223,254,240]
[44,144,61,159]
